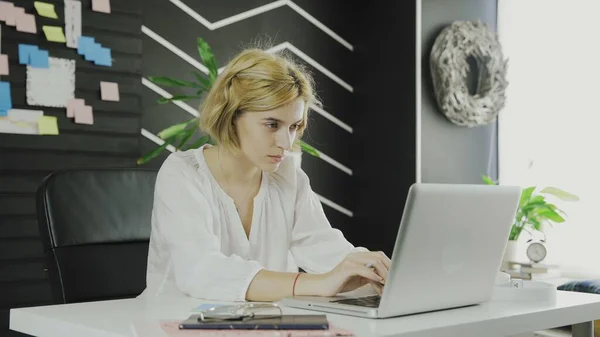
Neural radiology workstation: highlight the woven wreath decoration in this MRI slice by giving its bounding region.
[430,20,509,127]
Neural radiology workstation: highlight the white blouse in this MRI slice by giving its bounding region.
[138,145,366,301]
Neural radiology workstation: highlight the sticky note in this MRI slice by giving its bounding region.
[66,98,85,118]
[92,0,111,13]
[0,82,12,110]
[18,44,38,65]
[100,81,119,101]
[42,26,66,43]
[0,55,8,76]
[77,36,95,55]
[8,109,44,122]
[94,47,112,67]
[16,13,37,34]
[30,50,49,68]
[5,6,22,26]
[0,1,14,22]
[84,43,100,61]
[74,105,93,125]
[34,1,58,19]
[38,115,59,135]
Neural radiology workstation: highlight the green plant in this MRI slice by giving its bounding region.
[481,175,579,241]
[137,38,320,165]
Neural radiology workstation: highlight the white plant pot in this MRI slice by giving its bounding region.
[503,240,518,262]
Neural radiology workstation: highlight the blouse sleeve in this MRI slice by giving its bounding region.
[151,155,263,301]
[289,167,368,274]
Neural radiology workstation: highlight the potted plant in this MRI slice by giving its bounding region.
[481,175,579,261]
[137,38,320,165]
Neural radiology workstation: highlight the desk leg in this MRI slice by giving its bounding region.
[572,321,594,337]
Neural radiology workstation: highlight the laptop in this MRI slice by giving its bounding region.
[281,183,521,318]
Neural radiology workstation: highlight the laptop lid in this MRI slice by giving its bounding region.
[376,183,521,317]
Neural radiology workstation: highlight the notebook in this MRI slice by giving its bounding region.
[130,319,354,337]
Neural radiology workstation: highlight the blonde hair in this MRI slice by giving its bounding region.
[199,48,320,151]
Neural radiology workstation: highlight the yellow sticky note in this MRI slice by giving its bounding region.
[38,116,59,135]
[42,26,66,43]
[34,2,58,19]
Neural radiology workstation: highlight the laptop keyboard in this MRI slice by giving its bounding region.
[330,295,381,308]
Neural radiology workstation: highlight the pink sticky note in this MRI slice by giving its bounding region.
[66,98,85,118]
[17,13,37,34]
[5,6,23,26]
[92,0,110,13]
[0,1,14,22]
[75,105,94,125]
[100,81,119,101]
[0,55,8,76]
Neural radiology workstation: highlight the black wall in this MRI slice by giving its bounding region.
[421,0,499,184]
[0,1,142,335]
[351,0,417,257]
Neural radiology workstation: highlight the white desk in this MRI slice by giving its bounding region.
[9,291,600,337]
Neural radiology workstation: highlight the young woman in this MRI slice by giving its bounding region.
[140,48,391,302]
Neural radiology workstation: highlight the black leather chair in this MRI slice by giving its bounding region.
[36,168,158,304]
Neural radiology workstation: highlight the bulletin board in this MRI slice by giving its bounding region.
[0,0,143,328]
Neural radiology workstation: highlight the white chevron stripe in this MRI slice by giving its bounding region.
[142,77,352,176]
[283,42,353,93]
[142,25,209,75]
[142,77,200,117]
[141,128,177,152]
[169,0,353,51]
[139,128,353,217]
[317,151,352,176]
[309,104,352,134]
[142,27,354,133]
[216,41,353,93]
[317,194,353,217]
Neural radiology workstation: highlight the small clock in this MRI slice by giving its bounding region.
[526,240,547,263]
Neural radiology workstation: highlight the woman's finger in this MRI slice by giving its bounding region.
[375,251,392,270]
[348,265,383,284]
[370,281,383,296]
[348,254,389,282]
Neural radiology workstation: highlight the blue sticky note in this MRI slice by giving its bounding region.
[18,44,39,65]
[94,47,112,67]
[0,82,12,111]
[84,43,101,62]
[30,50,50,68]
[0,109,7,117]
[77,36,95,56]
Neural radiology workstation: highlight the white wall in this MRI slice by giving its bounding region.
[498,0,600,273]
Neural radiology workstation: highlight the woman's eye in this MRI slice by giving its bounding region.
[266,123,278,129]
[290,124,299,131]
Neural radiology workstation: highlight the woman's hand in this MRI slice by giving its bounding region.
[317,251,392,297]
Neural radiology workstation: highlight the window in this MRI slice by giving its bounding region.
[498,0,600,272]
